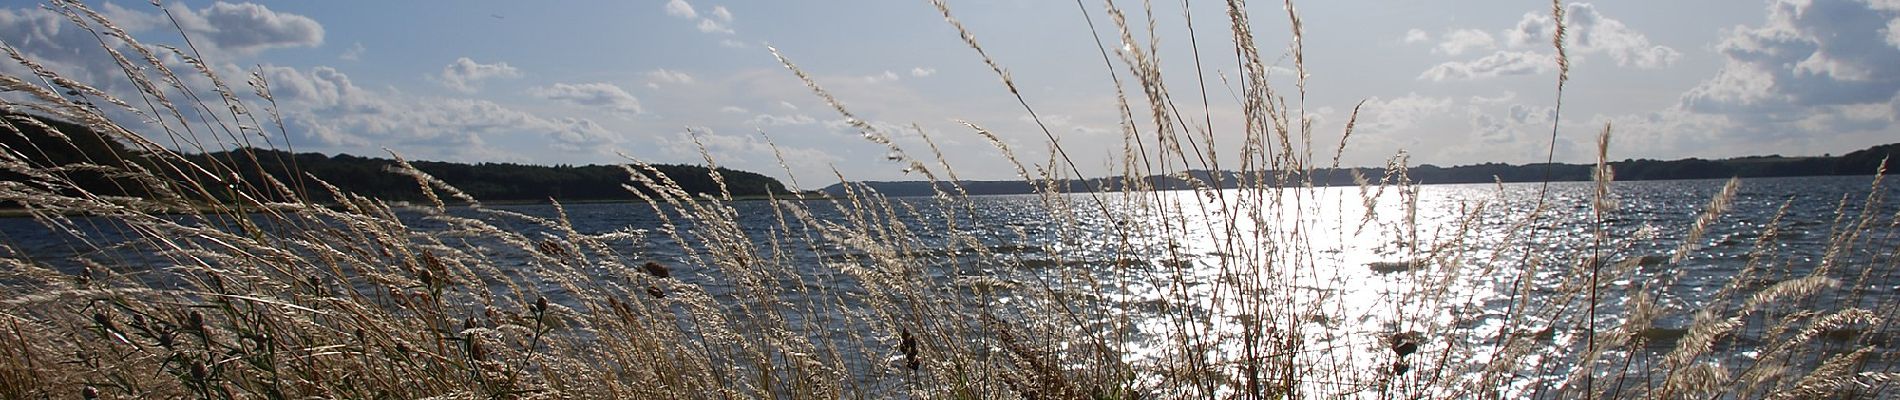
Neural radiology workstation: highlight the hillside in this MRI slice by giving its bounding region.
[0,111,792,206]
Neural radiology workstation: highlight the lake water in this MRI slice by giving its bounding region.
[3,175,1895,396]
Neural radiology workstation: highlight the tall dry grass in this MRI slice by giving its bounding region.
[0,0,1896,399]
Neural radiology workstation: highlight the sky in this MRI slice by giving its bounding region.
[3,0,1898,188]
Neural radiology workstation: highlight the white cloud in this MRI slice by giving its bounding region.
[1424,3,1677,82]
[1679,0,1900,128]
[662,131,840,179]
[528,82,644,114]
[665,0,697,19]
[1505,3,1681,68]
[0,6,124,83]
[778,101,799,110]
[339,42,365,61]
[646,68,696,86]
[720,106,749,114]
[545,117,620,152]
[95,3,166,31]
[257,65,364,109]
[1467,113,1512,144]
[1434,29,1496,56]
[1469,91,1519,105]
[748,113,817,126]
[665,0,735,35]
[167,2,324,55]
[1506,104,1556,125]
[822,118,911,138]
[1681,64,1777,113]
[1887,18,1900,48]
[909,67,937,77]
[0,2,320,85]
[255,65,380,146]
[864,70,900,83]
[257,65,620,161]
[697,18,733,34]
[720,39,750,48]
[1418,51,1552,81]
[1359,93,1455,134]
[1403,28,1430,44]
[1019,113,1109,136]
[1451,106,1568,158]
[1593,0,1900,163]
[433,57,520,93]
[1504,9,1556,48]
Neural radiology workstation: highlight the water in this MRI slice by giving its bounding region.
[2,175,1895,396]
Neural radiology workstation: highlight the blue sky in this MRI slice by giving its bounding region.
[3,0,1897,187]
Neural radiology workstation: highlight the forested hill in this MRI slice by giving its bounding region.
[189,150,792,202]
[825,143,1898,197]
[0,111,792,205]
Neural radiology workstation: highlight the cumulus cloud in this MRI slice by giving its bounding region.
[822,117,912,138]
[1507,104,1556,124]
[545,117,620,151]
[0,4,627,163]
[1610,0,1900,161]
[255,65,621,160]
[663,130,839,176]
[1,2,319,84]
[1681,0,1900,117]
[1424,3,1677,81]
[1469,91,1519,105]
[255,65,380,146]
[1505,3,1680,68]
[0,6,121,82]
[1403,28,1430,44]
[863,70,900,83]
[1467,113,1511,144]
[1418,51,1553,81]
[339,42,365,61]
[667,0,734,35]
[720,106,749,114]
[910,67,937,77]
[258,65,365,109]
[529,82,644,114]
[645,68,696,86]
[1466,104,1556,144]
[434,57,520,93]
[1888,18,1900,48]
[697,19,733,34]
[1359,93,1455,134]
[178,2,324,55]
[1019,113,1110,136]
[747,113,817,126]
[665,0,696,19]
[1655,0,1900,157]
[1434,29,1497,56]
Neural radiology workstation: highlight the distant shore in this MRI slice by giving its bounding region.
[825,143,1897,197]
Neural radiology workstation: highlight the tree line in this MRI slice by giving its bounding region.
[1,111,792,208]
[827,144,1898,197]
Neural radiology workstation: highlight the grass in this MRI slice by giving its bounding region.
[1,0,1897,398]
